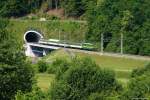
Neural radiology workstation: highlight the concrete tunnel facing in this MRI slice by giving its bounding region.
[24,30,54,57]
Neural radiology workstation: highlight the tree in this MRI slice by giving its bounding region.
[61,0,91,17]
[0,63,34,100]
[50,57,121,100]
[0,18,34,100]
[0,0,43,17]
[86,0,150,55]
[0,18,24,65]
[120,63,150,100]
[120,75,150,100]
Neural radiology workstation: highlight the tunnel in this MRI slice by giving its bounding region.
[24,30,43,43]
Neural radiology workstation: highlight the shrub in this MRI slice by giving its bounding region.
[50,81,71,100]
[88,93,106,100]
[15,86,48,100]
[47,58,70,79]
[31,63,39,73]
[120,75,150,100]
[47,64,56,74]
[120,63,150,100]
[50,57,121,100]
[38,60,48,73]
[131,63,150,77]
[0,63,34,100]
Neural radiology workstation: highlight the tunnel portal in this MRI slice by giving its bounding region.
[24,30,60,57]
[24,30,43,43]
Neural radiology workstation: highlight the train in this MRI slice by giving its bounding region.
[39,39,97,51]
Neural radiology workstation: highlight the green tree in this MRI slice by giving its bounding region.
[0,18,24,65]
[0,63,34,100]
[120,75,150,100]
[0,18,34,100]
[61,0,91,17]
[86,0,150,55]
[120,63,150,100]
[0,0,43,17]
[50,57,121,100]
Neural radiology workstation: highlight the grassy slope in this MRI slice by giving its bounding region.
[9,20,87,45]
[36,73,55,91]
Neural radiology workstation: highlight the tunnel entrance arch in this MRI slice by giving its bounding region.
[24,30,43,43]
[24,30,61,57]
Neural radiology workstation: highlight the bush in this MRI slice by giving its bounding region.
[38,60,48,73]
[50,80,71,100]
[0,63,34,100]
[131,63,150,77]
[88,93,106,100]
[120,75,150,100]
[15,86,48,100]
[120,63,150,100]
[50,57,121,100]
[47,58,70,79]
[47,64,55,74]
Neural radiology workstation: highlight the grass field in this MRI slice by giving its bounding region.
[36,50,149,91]
[36,73,55,91]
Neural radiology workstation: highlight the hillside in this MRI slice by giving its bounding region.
[9,20,87,45]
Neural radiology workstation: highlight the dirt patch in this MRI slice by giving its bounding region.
[46,9,64,19]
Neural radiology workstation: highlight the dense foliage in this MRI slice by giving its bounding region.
[86,0,150,55]
[0,0,92,18]
[120,63,150,100]
[15,87,48,100]
[50,57,121,100]
[88,93,110,100]
[131,63,150,78]
[0,18,34,100]
[0,18,22,65]
[0,0,44,17]
[61,0,90,17]
[0,63,34,100]
[47,58,70,79]
[38,60,48,73]
[120,75,150,100]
